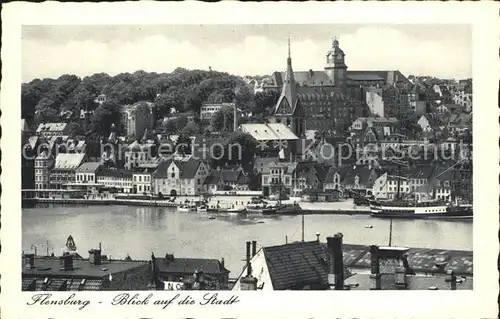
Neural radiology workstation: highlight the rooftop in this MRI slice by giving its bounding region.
[262,241,350,290]
[154,255,228,275]
[36,122,68,133]
[22,256,149,279]
[76,162,102,173]
[345,273,472,290]
[239,123,298,141]
[54,153,86,170]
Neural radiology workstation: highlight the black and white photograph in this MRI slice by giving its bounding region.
[1,2,498,319]
[20,23,475,292]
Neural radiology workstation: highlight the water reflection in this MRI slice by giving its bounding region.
[23,205,472,275]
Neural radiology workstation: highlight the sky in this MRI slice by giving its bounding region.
[22,24,472,82]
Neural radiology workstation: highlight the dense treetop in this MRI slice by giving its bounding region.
[22,69,279,136]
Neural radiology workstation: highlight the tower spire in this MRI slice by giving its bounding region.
[288,36,291,59]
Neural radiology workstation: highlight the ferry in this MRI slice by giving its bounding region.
[246,203,278,214]
[369,199,472,220]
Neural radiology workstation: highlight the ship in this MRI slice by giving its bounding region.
[369,199,472,219]
[370,160,472,220]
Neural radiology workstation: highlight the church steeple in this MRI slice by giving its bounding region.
[273,37,304,138]
[277,36,297,113]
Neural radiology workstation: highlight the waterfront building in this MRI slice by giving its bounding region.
[75,162,102,184]
[49,153,86,189]
[22,249,152,291]
[203,167,248,194]
[132,168,154,195]
[260,160,328,197]
[371,173,410,200]
[152,157,209,196]
[151,253,230,290]
[34,150,54,190]
[35,122,72,138]
[324,165,379,197]
[119,101,155,140]
[96,168,134,193]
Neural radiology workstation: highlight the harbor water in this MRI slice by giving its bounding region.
[22,202,472,276]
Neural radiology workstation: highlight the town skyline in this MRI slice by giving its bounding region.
[22,24,472,82]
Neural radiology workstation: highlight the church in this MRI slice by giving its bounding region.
[268,38,387,136]
[267,38,410,89]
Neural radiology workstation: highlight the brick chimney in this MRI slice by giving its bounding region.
[23,253,35,269]
[240,241,257,290]
[326,233,344,290]
[251,240,257,257]
[89,243,102,265]
[60,254,74,271]
[369,245,382,290]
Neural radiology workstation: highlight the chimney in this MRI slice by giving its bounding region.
[251,240,257,257]
[316,233,320,242]
[326,233,344,290]
[59,254,74,271]
[394,265,407,289]
[239,241,257,290]
[369,245,382,290]
[245,241,252,277]
[23,253,35,269]
[89,247,102,266]
[221,258,225,270]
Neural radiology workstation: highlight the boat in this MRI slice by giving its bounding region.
[226,207,247,214]
[177,204,196,212]
[196,205,208,213]
[262,202,302,215]
[246,203,277,214]
[370,199,472,219]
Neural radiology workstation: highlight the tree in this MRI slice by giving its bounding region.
[162,119,178,135]
[176,115,189,131]
[181,121,200,136]
[234,85,254,111]
[211,106,235,132]
[254,90,280,117]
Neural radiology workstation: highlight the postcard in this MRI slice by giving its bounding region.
[1,1,499,318]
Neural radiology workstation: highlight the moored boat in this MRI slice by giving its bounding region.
[196,205,208,213]
[177,204,196,213]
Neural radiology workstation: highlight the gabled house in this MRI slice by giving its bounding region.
[153,157,209,196]
[331,165,380,196]
[203,167,248,194]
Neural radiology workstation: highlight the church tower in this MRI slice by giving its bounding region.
[325,38,348,86]
[274,37,305,138]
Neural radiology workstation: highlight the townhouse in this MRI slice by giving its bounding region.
[153,156,209,196]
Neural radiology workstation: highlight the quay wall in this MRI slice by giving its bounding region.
[22,198,371,214]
